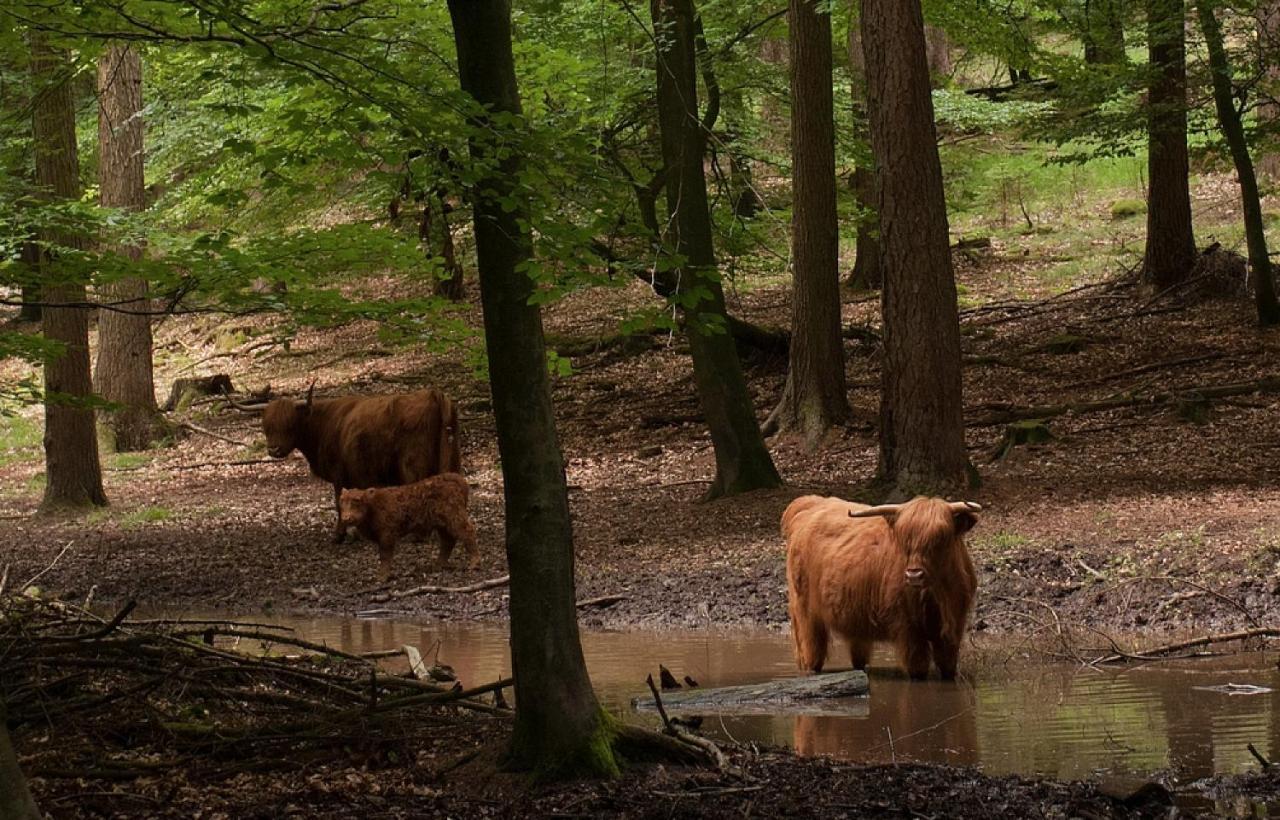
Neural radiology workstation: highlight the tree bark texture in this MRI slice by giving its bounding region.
[0,704,40,820]
[32,33,107,511]
[769,0,849,442]
[447,0,616,779]
[845,18,881,290]
[861,0,973,495]
[1143,0,1197,288]
[1197,0,1280,325]
[95,43,164,451]
[651,0,783,498]
[1083,0,1128,64]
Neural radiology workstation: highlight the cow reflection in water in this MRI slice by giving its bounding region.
[793,675,980,765]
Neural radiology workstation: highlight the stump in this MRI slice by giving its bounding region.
[633,671,869,716]
[162,375,234,411]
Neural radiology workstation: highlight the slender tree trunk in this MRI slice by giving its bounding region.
[725,90,762,221]
[845,18,881,290]
[862,0,973,495]
[32,33,107,512]
[651,0,783,498]
[0,704,40,820]
[923,25,952,85]
[1257,0,1280,179]
[95,43,163,451]
[1143,0,1197,288]
[768,0,849,443]
[447,0,616,778]
[425,195,465,301]
[1197,0,1280,325]
[1,59,43,323]
[1084,0,1128,64]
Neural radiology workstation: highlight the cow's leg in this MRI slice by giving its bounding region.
[332,484,347,544]
[898,633,932,681]
[434,528,457,571]
[931,636,961,681]
[792,610,829,673]
[455,516,480,569]
[377,535,398,584]
[847,638,873,672]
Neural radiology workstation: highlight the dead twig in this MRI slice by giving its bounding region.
[22,541,75,590]
[370,575,510,603]
[1093,627,1280,664]
[178,421,249,447]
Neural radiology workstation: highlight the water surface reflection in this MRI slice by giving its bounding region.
[209,613,1280,782]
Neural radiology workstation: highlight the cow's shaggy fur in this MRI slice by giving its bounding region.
[262,388,461,541]
[782,495,978,680]
[338,473,479,581]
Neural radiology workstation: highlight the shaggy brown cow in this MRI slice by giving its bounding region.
[338,473,479,581]
[262,386,461,541]
[782,495,979,680]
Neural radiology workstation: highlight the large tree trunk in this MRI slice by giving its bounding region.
[0,704,40,820]
[1083,0,1128,64]
[1197,0,1280,325]
[95,43,164,452]
[651,0,783,499]
[862,0,973,495]
[1143,0,1197,289]
[32,33,107,512]
[447,0,616,778]
[845,18,881,290]
[767,0,850,443]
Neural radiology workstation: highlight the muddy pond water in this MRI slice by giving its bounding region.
[212,613,1280,786]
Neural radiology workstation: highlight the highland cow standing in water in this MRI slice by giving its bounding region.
[339,473,479,582]
[782,495,979,680]
[261,386,461,541]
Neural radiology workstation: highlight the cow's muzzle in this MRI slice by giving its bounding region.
[904,568,926,587]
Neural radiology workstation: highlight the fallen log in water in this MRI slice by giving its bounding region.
[633,671,869,716]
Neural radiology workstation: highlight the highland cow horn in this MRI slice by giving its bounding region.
[947,501,983,514]
[304,379,317,408]
[849,503,903,519]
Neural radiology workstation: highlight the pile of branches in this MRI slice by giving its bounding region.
[1,592,511,785]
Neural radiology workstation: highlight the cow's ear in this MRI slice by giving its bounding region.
[953,510,978,534]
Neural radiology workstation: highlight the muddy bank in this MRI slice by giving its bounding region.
[23,719,1180,819]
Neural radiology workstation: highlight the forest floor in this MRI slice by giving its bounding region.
[8,170,1280,815]
[5,190,1280,655]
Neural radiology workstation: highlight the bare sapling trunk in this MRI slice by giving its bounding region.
[651,0,783,498]
[95,43,165,451]
[32,33,107,512]
[447,0,617,778]
[1197,0,1280,325]
[845,18,881,290]
[767,0,850,443]
[1258,0,1280,178]
[1143,0,1198,288]
[862,0,974,495]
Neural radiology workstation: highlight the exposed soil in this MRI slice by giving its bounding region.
[24,707,1183,819]
[9,184,1280,817]
[5,242,1280,660]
